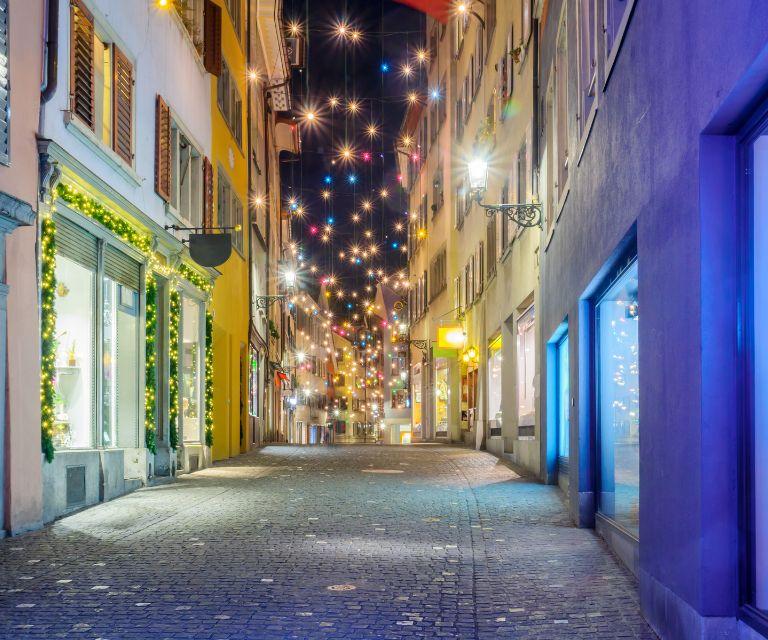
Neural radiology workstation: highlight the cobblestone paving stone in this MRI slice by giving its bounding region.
[0,445,656,639]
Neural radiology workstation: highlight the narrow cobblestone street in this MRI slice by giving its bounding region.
[0,446,655,639]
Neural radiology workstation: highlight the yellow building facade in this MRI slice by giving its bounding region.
[209,0,249,461]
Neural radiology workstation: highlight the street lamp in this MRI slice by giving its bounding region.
[467,157,542,228]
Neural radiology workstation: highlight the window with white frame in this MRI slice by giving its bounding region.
[521,0,532,48]
[604,0,635,66]
[578,0,597,135]
[554,13,570,204]
[224,0,242,40]
[175,0,204,53]
[70,0,133,164]
[217,58,243,146]
[217,169,243,254]
[170,123,203,226]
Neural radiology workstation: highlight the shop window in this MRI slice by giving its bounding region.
[52,219,142,450]
[434,357,449,437]
[101,274,140,448]
[487,335,503,436]
[596,259,639,537]
[749,126,768,616]
[556,334,570,460]
[53,254,96,449]
[516,304,536,428]
[249,348,260,417]
[181,295,203,442]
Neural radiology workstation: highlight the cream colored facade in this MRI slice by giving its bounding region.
[401,2,541,475]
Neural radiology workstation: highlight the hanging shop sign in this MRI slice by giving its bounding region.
[189,232,232,268]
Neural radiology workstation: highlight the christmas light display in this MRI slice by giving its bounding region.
[145,275,158,453]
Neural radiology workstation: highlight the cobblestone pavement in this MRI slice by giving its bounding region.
[0,446,656,639]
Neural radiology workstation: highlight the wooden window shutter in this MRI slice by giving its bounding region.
[112,44,133,163]
[154,95,171,201]
[70,0,95,130]
[202,157,214,229]
[203,0,222,76]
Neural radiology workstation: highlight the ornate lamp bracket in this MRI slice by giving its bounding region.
[478,201,542,228]
[255,295,285,309]
[409,339,429,357]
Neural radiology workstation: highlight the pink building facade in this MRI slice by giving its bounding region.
[0,0,44,535]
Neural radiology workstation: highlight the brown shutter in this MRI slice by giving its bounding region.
[70,0,95,129]
[202,157,214,229]
[155,95,171,202]
[203,0,222,76]
[112,44,133,163]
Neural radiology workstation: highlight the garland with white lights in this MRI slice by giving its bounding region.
[169,290,180,450]
[205,312,214,447]
[40,183,213,461]
[145,275,158,454]
[40,217,57,463]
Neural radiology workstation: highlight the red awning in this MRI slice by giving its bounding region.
[392,0,451,23]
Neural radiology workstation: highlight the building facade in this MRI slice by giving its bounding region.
[402,0,540,470]
[0,0,44,536]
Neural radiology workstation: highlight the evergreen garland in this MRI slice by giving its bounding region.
[205,312,214,447]
[144,275,158,453]
[40,217,57,463]
[169,290,180,450]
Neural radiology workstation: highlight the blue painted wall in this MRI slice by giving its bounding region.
[537,1,768,636]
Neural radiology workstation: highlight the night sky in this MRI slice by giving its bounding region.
[281,0,423,322]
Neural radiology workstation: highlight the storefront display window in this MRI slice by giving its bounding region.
[487,335,502,434]
[102,277,140,448]
[412,364,422,440]
[434,357,449,437]
[249,348,260,418]
[751,128,768,613]
[517,305,536,427]
[53,255,96,449]
[596,260,639,537]
[557,334,569,460]
[182,295,203,442]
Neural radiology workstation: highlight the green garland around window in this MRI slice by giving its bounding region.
[40,217,57,463]
[205,312,214,447]
[145,275,158,454]
[169,290,180,450]
[56,183,152,254]
[40,183,214,461]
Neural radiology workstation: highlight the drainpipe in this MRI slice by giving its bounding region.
[40,0,59,108]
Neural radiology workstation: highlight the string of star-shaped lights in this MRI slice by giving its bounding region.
[279,8,433,327]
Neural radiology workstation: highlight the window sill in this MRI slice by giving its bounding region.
[65,116,141,187]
